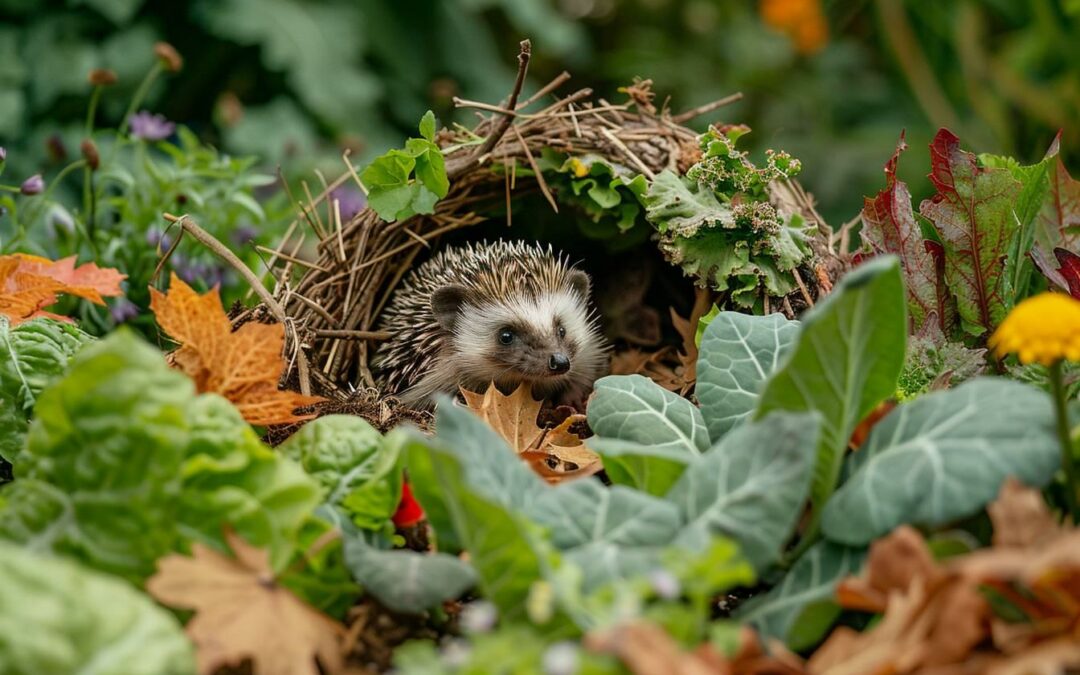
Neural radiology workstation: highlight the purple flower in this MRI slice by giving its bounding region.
[146,228,173,250]
[129,111,176,141]
[110,298,139,323]
[331,186,366,222]
[0,147,6,162]
[20,174,44,196]
[232,224,259,245]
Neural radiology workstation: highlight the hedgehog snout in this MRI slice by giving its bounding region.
[548,352,571,374]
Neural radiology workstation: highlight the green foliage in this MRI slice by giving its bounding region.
[737,542,865,651]
[0,330,325,590]
[695,311,799,439]
[634,129,814,308]
[585,374,708,495]
[360,111,449,222]
[538,152,651,251]
[756,256,907,530]
[0,317,94,465]
[279,415,403,531]
[896,335,987,401]
[670,412,820,572]
[822,378,1061,545]
[0,541,195,675]
[339,517,477,616]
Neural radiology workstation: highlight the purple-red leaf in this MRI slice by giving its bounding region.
[1036,133,1080,251]
[919,129,1022,338]
[1053,248,1080,300]
[861,132,939,334]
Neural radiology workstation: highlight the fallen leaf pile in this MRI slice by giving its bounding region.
[0,253,125,324]
[588,479,1080,675]
[815,478,1080,675]
[461,383,601,483]
[147,530,345,675]
[586,622,805,675]
[150,272,324,425]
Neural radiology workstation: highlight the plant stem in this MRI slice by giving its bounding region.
[118,62,163,138]
[1049,361,1078,522]
[84,86,103,235]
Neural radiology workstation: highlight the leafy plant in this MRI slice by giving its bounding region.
[0,316,94,468]
[360,111,449,222]
[585,254,1063,648]
[0,330,347,611]
[861,129,1080,344]
[632,126,813,309]
[0,541,195,675]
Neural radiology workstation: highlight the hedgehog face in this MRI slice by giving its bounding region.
[431,276,606,395]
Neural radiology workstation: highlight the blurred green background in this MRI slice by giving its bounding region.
[1,0,1077,226]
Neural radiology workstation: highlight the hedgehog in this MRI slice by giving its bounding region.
[372,240,609,409]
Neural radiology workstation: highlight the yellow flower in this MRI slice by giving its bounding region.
[760,0,828,55]
[989,292,1080,366]
[568,157,589,178]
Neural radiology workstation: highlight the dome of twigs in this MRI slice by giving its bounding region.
[247,40,848,409]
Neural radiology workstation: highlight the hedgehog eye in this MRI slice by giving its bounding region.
[557,325,566,339]
[498,328,515,345]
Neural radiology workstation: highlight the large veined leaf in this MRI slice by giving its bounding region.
[822,378,1059,545]
[587,438,693,497]
[278,415,402,530]
[737,541,865,650]
[588,374,710,454]
[404,436,557,621]
[0,317,93,414]
[339,517,476,615]
[0,331,193,579]
[530,480,681,590]
[178,395,323,571]
[0,542,195,675]
[696,311,799,439]
[0,330,324,583]
[920,129,1022,338]
[669,411,821,571]
[756,256,906,529]
[861,134,939,334]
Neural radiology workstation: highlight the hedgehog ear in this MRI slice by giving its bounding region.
[566,269,591,300]
[431,284,471,331]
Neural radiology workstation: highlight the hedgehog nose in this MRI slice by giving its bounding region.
[549,353,571,374]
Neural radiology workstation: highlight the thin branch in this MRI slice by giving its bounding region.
[452,39,531,177]
[512,125,558,213]
[671,92,744,124]
[600,128,656,180]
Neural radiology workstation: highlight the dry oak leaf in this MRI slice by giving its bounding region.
[150,273,323,425]
[0,253,125,323]
[147,530,344,675]
[461,382,545,454]
[462,383,601,484]
[988,477,1065,549]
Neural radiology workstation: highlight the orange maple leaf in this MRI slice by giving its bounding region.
[150,273,324,425]
[146,530,345,675]
[0,253,126,324]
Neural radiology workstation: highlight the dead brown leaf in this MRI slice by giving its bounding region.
[150,273,324,425]
[817,479,1080,675]
[461,383,545,453]
[146,530,345,675]
[988,477,1065,549]
[463,383,601,484]
[0,253,125,324]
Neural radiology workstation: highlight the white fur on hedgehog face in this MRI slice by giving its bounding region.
[449,289,606,396]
